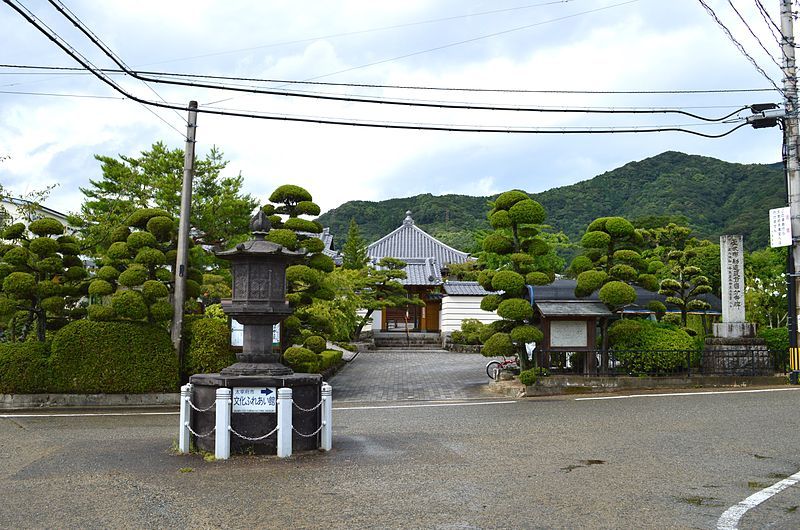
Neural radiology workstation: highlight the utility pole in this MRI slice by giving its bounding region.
[171,100,198,357]
[781,0,800,374]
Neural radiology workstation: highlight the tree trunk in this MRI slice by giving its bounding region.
[600,317,609,375]
[352,309,374,340]
[36,309,46,342]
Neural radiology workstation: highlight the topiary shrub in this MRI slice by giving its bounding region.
[28,218,64,237]
[112,290,148,320]
[482,332,514,358]
[303,335,328,354]
[0,341,51,393]
[184,317,236,375]
[598,281,636,308]
[519,368,538,386]
[491,270,525,296]
[608,319,695,374]
[319,349,343,370]
[87,304,116,321]
[510,325,543,344]
[283,346,320,373]
[497,298,533,321]
[49,320,177,393]
[758,327,789,372]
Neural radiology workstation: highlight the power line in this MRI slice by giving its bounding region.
[754,0,786,49]
[1,0,753,138]
[0,63,779,95]
[696,0,784,94]
[0,88,124,99]
[38,2,756,123]
[727,0,782,69]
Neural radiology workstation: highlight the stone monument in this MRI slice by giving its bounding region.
[189,211,324,454]
[703,235,771,375]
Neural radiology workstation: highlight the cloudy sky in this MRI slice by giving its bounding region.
[0,0,789,219]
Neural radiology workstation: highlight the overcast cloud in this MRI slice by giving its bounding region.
[0,0,787,219]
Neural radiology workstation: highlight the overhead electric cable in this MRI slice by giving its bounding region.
[2,0,752,138]
[754,0,786,49]
[696,0,784,94]
[0,89,124,99]
[40,1,752,123]
[0,64,778,95]
[727,0,782,69]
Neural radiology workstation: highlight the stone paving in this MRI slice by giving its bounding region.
[329,349,496,402]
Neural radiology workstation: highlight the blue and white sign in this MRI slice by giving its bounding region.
[232,387,276,413]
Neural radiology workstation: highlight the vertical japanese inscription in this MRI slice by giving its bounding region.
[232,263,248,301]
[249,265,272,300]
[720,235,745,323]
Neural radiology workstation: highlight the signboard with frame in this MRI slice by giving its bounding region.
[232,387,276,413]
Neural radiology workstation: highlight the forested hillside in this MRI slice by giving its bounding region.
[316,151,784,252]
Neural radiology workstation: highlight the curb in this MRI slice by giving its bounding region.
[0,393,180,410]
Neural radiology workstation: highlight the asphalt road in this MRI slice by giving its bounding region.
[2,388,800,529]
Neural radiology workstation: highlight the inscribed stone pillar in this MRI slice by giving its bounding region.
[719,235,745,323]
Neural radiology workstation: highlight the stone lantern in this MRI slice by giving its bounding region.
[216,210,304,376]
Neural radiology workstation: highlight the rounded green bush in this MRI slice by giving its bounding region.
[525,271,551,286]
[608,319,694,373]
[155,268,172,282]
[638,273,659,292]
[283,346,320,373]
[494,190,529,211]
[581,231,611,249]
[284,217,323,234]
[183,317,235,374]
[489,210,512,228]
[112,290,148,320]
[269,184,312,204]
[3,272,36,298]
[518,368,538,386]
[0,296,17,316]
[510,325,543,344]
[29,237,60,257]
[64,266,87,281]
[118,266,148,287]
[587,217,609,232]
[88,279,114,297]
[301,237,325,254]
[125,208,172,229]
[483,233,514,255]
[49,320,177,393]
[296,201,321,216]
[510,252,535,267]
[613,249,642,264]
[28,218,64,237]
[41,296,65,314]
[127,231,158,250]
[58,242,80,256]
[522,237,549,256]
[308,253,335,273]
[164,249,178,265]
[0,262,12,283]
[186,279,202,299]
[87,304,116,321]
[146,216,175,242]
[3,246,30,267]
[107,241,131,260]
[286,265,319,285]
[575,270,608,297]
[508,199,546,225]
[0,342,51,393]
[319,350,343,370]
[37,280,61,298]
[141,280,169,302]
[477,270,495,291]
[497,298,533,321]
[610,264,638,282]
[2,223,26,240]
[284,315,301,331]
[604,217,635,237]
[97,265,120,282]
[134,247,166,268]
[647,260,665,274]
[482,332,514,358]
[149,300,174,322]
[599,281,636,308]
[266,228,298,250]
[38,256,64,275]
[62,255,83,268]
[480,294,503,312]
[110,226,131,243]
[491,270,525,295]
[303,335,328,354]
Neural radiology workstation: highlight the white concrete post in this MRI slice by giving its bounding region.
[277,387,293,458]
[321,383,333,451]
[215,388,231,460]
[178,383,192,454]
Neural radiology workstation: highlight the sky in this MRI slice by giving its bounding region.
[0,0,790,221]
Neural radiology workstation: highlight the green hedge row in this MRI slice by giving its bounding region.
[608,318,696,374]
[283,346,343,373]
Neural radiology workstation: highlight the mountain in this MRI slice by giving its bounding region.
[316,151,785,252]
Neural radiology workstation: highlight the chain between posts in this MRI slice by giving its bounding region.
[293,400,323,413]
[185,396,216,413]
[229,425,279,441]
[185,422,216,438]
[293,423,324,438]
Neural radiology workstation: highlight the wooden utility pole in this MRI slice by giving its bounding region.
[171,101,198,355]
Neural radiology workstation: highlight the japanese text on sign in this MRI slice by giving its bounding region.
[232,387,276,413]
[770,207,792,247]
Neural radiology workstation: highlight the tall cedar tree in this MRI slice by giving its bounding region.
[341,218,369,270]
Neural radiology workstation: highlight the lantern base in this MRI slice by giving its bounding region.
[221,362,294,376]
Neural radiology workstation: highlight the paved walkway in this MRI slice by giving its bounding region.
[329,349,496,402]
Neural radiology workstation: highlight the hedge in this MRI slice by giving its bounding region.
[758,327,789,371]
[319,350,343,371]
[49,320,178,393]
[608,319,695,374]
[0,341,51,393]
[184,317,236,375]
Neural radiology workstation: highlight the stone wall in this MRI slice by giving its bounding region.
[703,337,772,376]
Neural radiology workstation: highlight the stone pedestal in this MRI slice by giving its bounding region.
[703,336,771,376]
[713,322,757,339]
[190,372,323,455]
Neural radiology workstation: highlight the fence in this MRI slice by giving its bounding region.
[178,382,333,460]
[536,349,775,377]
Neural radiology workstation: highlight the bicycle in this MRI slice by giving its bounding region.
[485,356,519,379]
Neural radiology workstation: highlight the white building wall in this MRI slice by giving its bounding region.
[356,309,374,332]
[440,295,500,332]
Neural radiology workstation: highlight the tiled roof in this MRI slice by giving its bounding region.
[367,211,471,265]
[377,257,442,286]
[536,301,612,317]
[443,281,496,296]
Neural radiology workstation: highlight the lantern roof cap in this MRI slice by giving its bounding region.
[216,210,306,260]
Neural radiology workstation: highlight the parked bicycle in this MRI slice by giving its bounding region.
[485,356,519,379]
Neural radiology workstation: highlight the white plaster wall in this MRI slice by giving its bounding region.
[440,295,500,332]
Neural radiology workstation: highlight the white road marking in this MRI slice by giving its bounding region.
[0,411,177,418]
[574,388,799,401]
[717,470,800,529]
[335,400,517,411]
